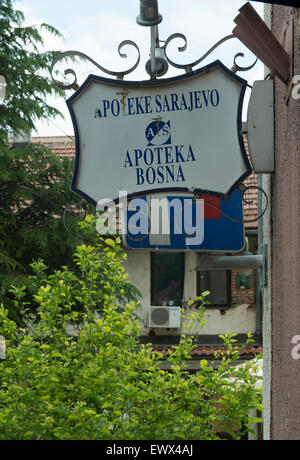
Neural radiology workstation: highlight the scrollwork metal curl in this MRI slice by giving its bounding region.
[231,52,258,74]
[163,33,236,73]
[194,185,269,225]
[239,184,269,224]
[50,40,141,90]
[62,199,97,240]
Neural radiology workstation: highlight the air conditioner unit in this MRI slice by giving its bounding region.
[148,306,181,328]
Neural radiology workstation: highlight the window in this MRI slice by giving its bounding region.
[151,253,184,306]
[197,270,231,307]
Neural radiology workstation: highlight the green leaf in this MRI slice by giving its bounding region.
[105,238,116,248]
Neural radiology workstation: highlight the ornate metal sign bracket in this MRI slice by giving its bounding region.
[50,0,258,89]
[50,40,141,90]
[162,33,257,77]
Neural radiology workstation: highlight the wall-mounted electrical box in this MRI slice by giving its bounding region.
[247,80,274,173]
[236,274,251,290]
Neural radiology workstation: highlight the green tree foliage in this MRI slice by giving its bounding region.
[0,142,83,320]
[0,0,64,140]
[0,2,139,321]
[0,0,85,320]
[0,235,262,440]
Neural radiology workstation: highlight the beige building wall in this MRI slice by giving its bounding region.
[124,250,256,337]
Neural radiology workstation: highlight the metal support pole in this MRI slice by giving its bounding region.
[195,254,264,271]
[150,25,159,78]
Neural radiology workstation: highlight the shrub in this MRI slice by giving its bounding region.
[0,234,262,440]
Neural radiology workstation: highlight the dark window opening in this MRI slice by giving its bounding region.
[151,253,184,306]
[197,270,231,307]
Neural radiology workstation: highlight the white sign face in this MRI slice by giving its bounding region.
[67,60,251,205]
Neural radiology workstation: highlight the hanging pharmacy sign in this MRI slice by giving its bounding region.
[67,60,252,206]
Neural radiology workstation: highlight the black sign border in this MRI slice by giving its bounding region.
[67,60,252,206]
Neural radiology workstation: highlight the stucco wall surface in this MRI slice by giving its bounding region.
[124,251,256,337]
[271,6,300,440]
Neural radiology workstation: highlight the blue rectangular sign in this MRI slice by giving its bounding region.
[123,189,244,252]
